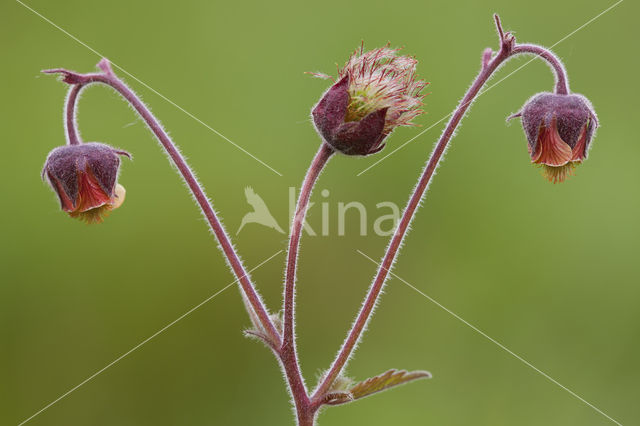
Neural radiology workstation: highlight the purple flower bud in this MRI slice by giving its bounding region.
[311,44,427,156]
[42,142,130,223]
[512,92,598,183]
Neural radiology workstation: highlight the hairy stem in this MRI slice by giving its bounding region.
[282,143,334,422]
[512,44,570,95]
[313,14,571,401]
[48,60,281,346]
[64,84,82,145]
[297,413,316,426]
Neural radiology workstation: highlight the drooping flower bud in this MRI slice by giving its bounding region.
[512,92,598,183]
[42,142,129,223]
[311,44,427,156]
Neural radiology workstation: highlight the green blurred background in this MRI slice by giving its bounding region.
[1,0,638,424]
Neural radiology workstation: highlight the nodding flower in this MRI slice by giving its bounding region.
[511,92,598,183]
[42,142,129,223]
[311,44,428,156]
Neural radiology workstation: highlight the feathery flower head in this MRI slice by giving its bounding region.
[311,43,427,156]
[512,92,598,183]
[43,142,129,223]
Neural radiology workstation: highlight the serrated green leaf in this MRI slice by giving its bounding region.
[319,369,431,406]
[349,369,431,400]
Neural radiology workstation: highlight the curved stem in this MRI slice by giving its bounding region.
[50,61,281,346]
[281,143,334,422]
[64,84,82,145]
[490,14,570,95]
[313,15,571,402]
[513,44,570,95]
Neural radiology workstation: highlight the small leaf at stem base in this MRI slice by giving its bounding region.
[323,391,354,405]
[243,311,283,350]
[322,369,431,406]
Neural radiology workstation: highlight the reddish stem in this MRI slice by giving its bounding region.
[48,60,281,346]
[312,14,571,402]
[281,143,334,423]
[64,84,82,145]
[513,44,570,95]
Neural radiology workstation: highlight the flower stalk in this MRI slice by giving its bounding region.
[281,142,334,423]
[64,84,83,145]
[313,14,576,401]
[44,59,281,346]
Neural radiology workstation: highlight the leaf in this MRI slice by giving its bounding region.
[321,369,430,406]
[323,373,355,392]
[243,311,283,350]
[349,369,431,401]
[323,391,354,406]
